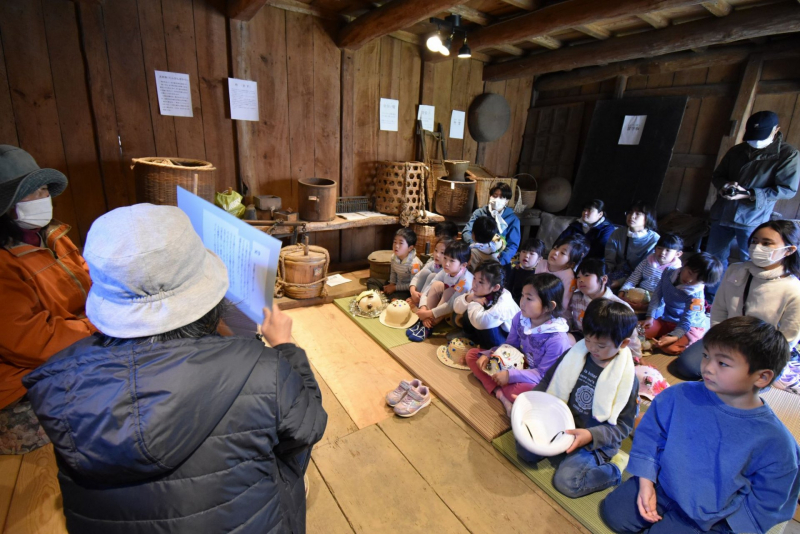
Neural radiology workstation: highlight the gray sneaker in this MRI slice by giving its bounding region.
[393,385,431,417]
[386,379,422,407]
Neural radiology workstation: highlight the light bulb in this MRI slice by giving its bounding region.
[426,33,443,52]
[458,42,471,58]
[440,35,452,56]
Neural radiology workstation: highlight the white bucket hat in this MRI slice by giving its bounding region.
[512,391,576,457]
[436,338,476,370]
[84,204,229,338]
[379,300,418,329]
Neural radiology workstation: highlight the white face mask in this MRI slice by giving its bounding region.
[748,243,789,268]
[14,196,53,230]
[747,138,773,149]
[489,197,507,212]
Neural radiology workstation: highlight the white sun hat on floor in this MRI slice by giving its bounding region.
[379,300,418,329]
[512,391,576,457]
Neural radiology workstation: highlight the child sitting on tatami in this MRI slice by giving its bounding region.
[602,316,800,534]
[367,227,421,300]
[505,238,545,305]
[569,258,643,363]
[619,234,683,312]
[518,299,639,499]
[642,252,722,355]
[409,238,451,307]
[536,233,589,310]
[605,201,660,290]
[468,216,506,271]
[453,260,519,349]
[407,241,473,341]
[465,273,572,415]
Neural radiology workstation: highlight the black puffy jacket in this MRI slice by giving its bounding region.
[23,334,327,533]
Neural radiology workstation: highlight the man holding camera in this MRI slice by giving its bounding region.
[705,110,800,301]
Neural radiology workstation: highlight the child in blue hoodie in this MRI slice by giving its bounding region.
[602,316,800,534]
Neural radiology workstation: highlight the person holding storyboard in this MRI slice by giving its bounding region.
[23,204,327,534]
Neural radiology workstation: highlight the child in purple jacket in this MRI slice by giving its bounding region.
[465,273,574,415]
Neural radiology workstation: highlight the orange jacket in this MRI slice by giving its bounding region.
[0,222,95,409]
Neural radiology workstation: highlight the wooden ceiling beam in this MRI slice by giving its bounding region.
[494,44,526,55]
[228,0,276,21]
[467,0,705,53]
[496,0,541,10]
[338,0,466,49]
[576,23,611,40]
[701,0,732,17]
[529,36,563,49]
[484,2,800,81]
[637,12,670,28]
[448,5,492,26]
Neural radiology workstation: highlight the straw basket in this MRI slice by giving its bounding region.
[473,176,518,208]
[132,157,216,205]
[374,161,429,226]
[413,224,437,256]
[435,176,476,219]
[515,174,538,210]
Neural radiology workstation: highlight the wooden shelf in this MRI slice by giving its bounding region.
[246,213,444,235]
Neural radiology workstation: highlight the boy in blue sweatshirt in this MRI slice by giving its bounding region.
[641,252,722,355]
[602,316,800,534]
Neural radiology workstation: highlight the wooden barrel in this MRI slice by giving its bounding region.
[280,242,329,299]
[298,177,337,222]
[368,250,393,281]
[435,176,476,219]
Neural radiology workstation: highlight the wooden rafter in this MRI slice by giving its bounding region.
[576,23,611,40]
[466,0,705,55]
[484,2,800,81]
[494,44,526,56]
[338,0,466,49]
[496,0,541,10]
[529,36,563,49]
[228,0,275,21]
[701,0,732,17]
[637,12,670,28]
[448,5,492,26]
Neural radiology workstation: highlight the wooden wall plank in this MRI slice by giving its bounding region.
[689,97,733,156]
[463,59,484,164]
[398,41,421,162]
[42,0,108,243]
[432,60,454,159]
[340,49,355,196]
[378,36,401,162]
[102,0,158,203]
[480,80,506,170]
[286,10,316,210]
[136,0,179,157]
[313,18,341,182]
[646,72,675,89]
[447,58,471,160]
[0,36,18,146]
[0,0,80,243]
[508,77,533,176]
[673,67,709,87]
[161,0,207,160]
[760,58,800,82]
[193,0,238,192]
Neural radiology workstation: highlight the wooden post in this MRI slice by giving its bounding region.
[613,75,627,99]
[703,54,763,211]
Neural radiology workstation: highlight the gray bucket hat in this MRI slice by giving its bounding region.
[84,204,229,338]
[0,145,68,216]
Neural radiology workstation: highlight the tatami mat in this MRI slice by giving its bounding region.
[333,297,414,349]
[389,340,510,441]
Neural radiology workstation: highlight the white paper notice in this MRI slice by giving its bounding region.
[619,115,647,145]
[450,110,466,140]
[417,105,435,132]
[326,273,351,287]
[228,78,259,121]
[155,70,193,117]
[380,98,399,131]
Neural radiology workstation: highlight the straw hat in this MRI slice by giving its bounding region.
[484,344,525,376]
[379,300,418,329]
[84,204,229,338]
[512,391,576,457]
[436,338,476,370]
[350,290,387,318]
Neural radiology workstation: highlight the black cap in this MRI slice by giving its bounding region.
[743,111,779,141]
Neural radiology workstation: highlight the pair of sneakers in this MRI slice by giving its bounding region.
[385,379,431,417]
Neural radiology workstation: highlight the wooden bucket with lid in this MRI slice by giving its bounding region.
[275,236,330,299]
[368,250,393,281]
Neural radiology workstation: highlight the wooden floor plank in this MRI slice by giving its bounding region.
[3,444,66,534]
[379,403,584,534]
[311,362,359,448]
[0,455,23,531]
[286,304,410,429]
[306,459,354,534]
[311,425,469,534]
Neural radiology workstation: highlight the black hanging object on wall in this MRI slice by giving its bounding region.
[566,96,688,223]
[468,93,511,142]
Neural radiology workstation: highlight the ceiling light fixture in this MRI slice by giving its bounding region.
[427,15,469,59]
[458,39,471,58]
[426,30,443,53]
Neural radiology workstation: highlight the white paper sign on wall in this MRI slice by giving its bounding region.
[417,105,435,132]
[450,110,466,140]
[228,78,259,121]
[155,71,193,117]
[618,115,647,145]
[380,98,399,131]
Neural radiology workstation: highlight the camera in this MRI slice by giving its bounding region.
[722,186,739,197]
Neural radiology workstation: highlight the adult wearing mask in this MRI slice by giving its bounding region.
[676,220,800,395]
[555,199,615,259]
[706,111,800,301]
[23,204,327,533]
[462,183,521,265]
[0,145,95,455]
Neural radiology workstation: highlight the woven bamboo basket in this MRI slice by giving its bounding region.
[132,157,216,205]
[473,174,518,208]
[374,161,429,225]
[412,223,437,256]
[515,173,538,209]
[435,176,476,219]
